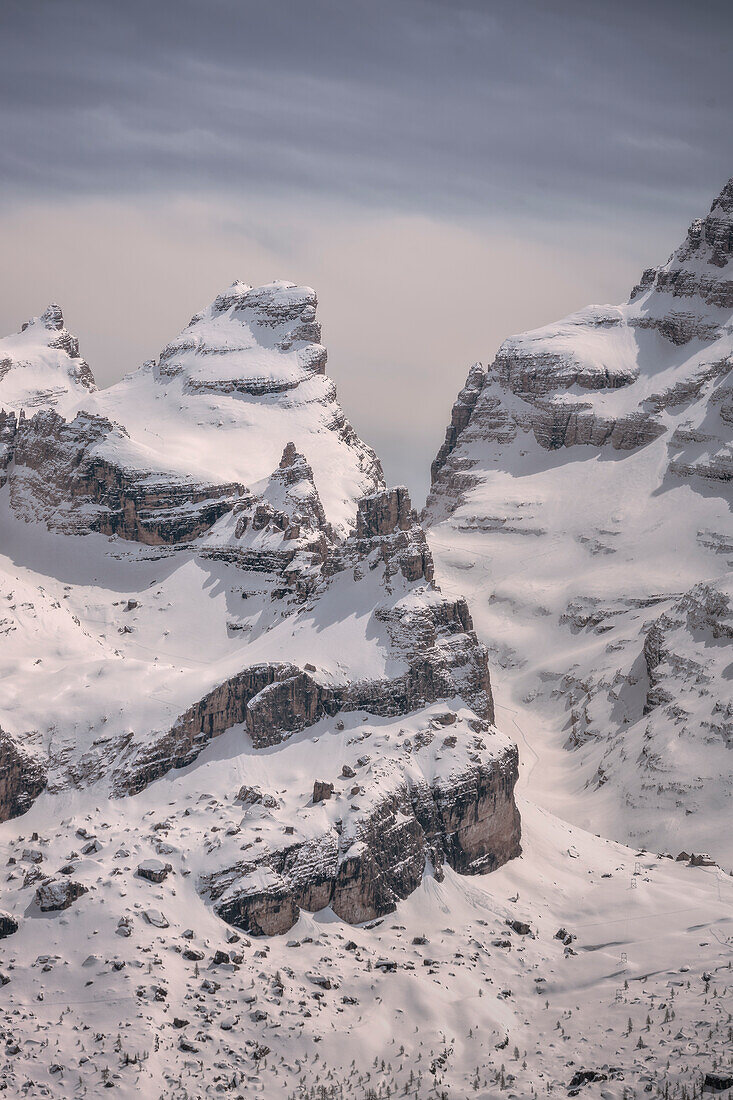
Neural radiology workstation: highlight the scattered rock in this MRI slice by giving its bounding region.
[313,780,334,804]
[506,919,532,936]
[143,908,169,928]
[137,858,172,883]
[35,879,89,912]
[0,911,19,938]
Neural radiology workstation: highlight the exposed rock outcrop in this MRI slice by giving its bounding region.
[35,879,89,912]
[117,663,339,795]
[117,486,494,796]
[3,408,244,543]
[204,715,520,936]
[201,443,336,598]
[0,912,19,938]
[432,363,487,482]
[0,729,47,823]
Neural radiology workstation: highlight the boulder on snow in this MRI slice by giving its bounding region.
[143,908,169,928]
[137,858,172,883]
[0,912,19,938]
[313,780,334,803]
[506,919,532,936]
[237,784,263,805]
[35,879,89,912]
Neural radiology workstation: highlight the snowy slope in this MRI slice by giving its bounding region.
[426,178,733,865]
[0,782,729,1097]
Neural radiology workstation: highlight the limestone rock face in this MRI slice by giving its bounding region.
[117,663,339,795]
[3,408,243,543]
[426,178,733,522]
[0,912,19,939]
[432,363,487,483]
[356,486,413,538]
[116,486,495,797]
[204,710,520,936]
[0,729,47,823]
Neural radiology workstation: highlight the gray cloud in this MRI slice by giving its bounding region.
[2,0,731,217]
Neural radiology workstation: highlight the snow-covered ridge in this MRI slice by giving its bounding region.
[425,176,733,864]
[0,280,385,543]
[155,280,327,393]
[0,303,96,415]
[428,177,733,496]
[0,283,522,943]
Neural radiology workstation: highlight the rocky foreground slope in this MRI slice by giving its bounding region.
[425,177,733,863]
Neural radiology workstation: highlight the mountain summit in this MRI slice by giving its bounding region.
[0,303,96,414]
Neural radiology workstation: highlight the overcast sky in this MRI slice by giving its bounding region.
[1,0,731,502]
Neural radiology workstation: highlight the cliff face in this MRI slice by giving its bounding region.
[2,408,244,543]
[116,485,496,796]
[0,730,47,823]
[424,178,733,861]
[427,179,733,518]
[204,708,520,936]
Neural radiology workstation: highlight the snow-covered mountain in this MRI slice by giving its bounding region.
[0,303,96,414]
[0,278,523,958]
[0,238,731,1097]
[425,178,733,865]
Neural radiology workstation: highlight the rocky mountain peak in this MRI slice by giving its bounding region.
[0,304,96,414]
[427,176,733,520]
[682,175,733,266]
[279,440,299,468]
[356,486,413,539]
[155,279,326,393]
[629,176,733,324]
[261,442,328,531]
[39,303,65,332]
